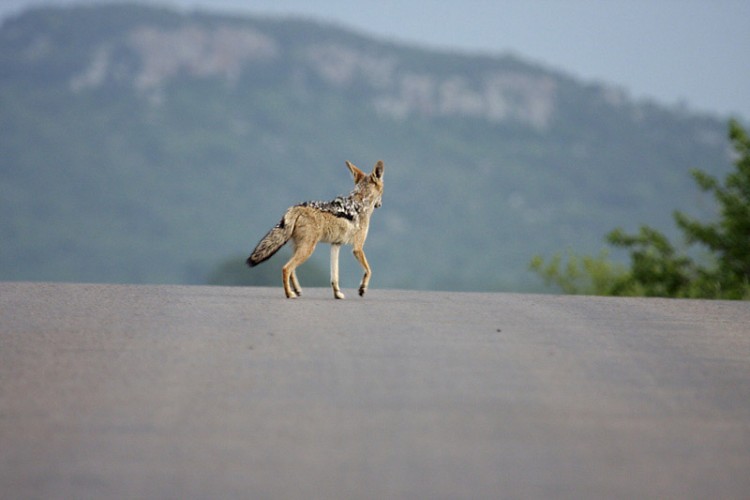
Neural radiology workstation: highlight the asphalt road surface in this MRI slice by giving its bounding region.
[1,282,749,499]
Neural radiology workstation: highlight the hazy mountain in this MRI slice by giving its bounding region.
[0,4,731,291]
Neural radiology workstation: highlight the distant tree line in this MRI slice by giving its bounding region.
[531,119,750,299]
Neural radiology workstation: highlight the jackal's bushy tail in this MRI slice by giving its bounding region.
[247,213,293,267]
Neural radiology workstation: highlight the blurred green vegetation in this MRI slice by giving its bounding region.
[532,120,750,299]
[206,252,328,288]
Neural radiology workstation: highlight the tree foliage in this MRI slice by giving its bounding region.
[529,250,630,296]
[532,119,750,299]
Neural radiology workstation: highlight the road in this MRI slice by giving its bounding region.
[1,282,749,499]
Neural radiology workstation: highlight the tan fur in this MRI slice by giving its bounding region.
[248,160,384,299]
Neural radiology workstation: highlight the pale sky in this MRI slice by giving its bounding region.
[2,0,749,119]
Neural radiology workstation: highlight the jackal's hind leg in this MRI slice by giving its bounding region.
[282,241,316,298]
[353,247,371,297]
[330,244,345,299]
[281,266,297,299]
[290,270,302,297]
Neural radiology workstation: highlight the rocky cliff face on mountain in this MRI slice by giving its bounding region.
[63,19,557,129]
[0,4,731,291]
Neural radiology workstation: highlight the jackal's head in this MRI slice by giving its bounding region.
[346,160,384,209]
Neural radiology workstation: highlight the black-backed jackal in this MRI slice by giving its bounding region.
[247,160,384,299]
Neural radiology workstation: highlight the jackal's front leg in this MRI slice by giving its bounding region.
[330,244,345,299]
[353,247,371,297]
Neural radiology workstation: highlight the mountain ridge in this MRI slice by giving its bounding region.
[0,4,732,291]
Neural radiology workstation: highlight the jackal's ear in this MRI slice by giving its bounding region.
[372,160,384,180]
[345,161,366,184]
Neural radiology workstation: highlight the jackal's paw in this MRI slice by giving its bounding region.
[285,291,299,299]
[334,290,346,300]
[358,286,367,297]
